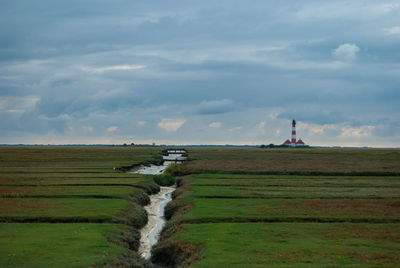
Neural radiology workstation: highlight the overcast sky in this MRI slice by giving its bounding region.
[1,0,399,146]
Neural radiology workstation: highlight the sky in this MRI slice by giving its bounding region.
[0,0,399,147]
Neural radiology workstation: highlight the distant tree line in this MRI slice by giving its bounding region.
[260,144,310,148]
[260,144,287,148]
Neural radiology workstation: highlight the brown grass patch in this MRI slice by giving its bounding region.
[183,148,400,174]
[0,198,55,215]
[321,224,400,243]
[353,250,399,264]
[283,199,400,217]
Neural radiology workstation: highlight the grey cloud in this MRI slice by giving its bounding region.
[0,0,399,146]
[277,108,347,125]
[196,99,236,115]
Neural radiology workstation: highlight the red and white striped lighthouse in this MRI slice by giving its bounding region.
[291,119,296,147]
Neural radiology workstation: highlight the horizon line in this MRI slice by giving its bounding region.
[0,144,399,149]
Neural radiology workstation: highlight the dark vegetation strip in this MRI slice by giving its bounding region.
[0,171,113,174]
[0,168,113,170]
[188,170,400,176]
[0,183,141,186]
[192,184,400,188]
[179,217,400,224]
[194,195,400,199]
[0,195,150,206]
[0,195,130,199]
[1,205,148,229]
[0,176,145,178]
[0,183,150,189]
[0,216,123,224]
[105,226,150,267]
[0,183,161,195]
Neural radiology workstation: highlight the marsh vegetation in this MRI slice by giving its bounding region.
[0,146,161,267]
[1,146,399,267]
[152,148,400,267]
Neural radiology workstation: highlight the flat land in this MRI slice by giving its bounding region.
[0,223,124,268]
[3,147,400,267]
[153,148,400,267]
[183,148,400,174]
[177,222,400,267]
[0,198,128,218]
[0,146,161,267]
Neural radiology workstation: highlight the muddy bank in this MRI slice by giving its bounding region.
[138,186,175,259]
[127,149,187,261]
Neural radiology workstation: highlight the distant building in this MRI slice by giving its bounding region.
[281,120,308,147]
[295,139,306,146]
[282,139,291,146]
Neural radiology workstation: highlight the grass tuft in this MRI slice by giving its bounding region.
[151,240,201,267]
[153,175,176,186]
[103,250,151,268]
[164,201,179,220]
[164,163,186,176]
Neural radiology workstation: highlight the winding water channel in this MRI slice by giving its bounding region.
[128,149,187,260]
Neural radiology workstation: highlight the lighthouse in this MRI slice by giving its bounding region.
[291,119,296,147]
[281,119,307,147]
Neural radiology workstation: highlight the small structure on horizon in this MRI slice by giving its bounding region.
[281,120,307,147]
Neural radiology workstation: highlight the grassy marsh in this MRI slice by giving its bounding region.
[0,223,125,268]
[153,148,400,267]
[174,222,400,267]
[0,146,161,267]
[182,148,400,175]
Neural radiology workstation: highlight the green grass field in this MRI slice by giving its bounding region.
[0,198,129,218]
[0,223,124,268]
[152,148,400,267]
[0,146,161,267]
[190,173,400,187]
[175,222,400,267]
[188,185,400,199]
[175,174,400,222]
[0,185,150,204]
[3,146,400,267]
[0,174,147,185]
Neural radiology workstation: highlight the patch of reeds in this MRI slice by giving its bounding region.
[151,240,202,268]
[164,163,186,176]
[137,180,160,194]
[117,202,148,229]
[103,250,151,268]
[104,226,151,267]
[164,201,179,220]
[129,189,150,206]
[106,225,141,251]
[153,175,176,186]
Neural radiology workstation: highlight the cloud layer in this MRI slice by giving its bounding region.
[157,119,186,132]
[0,0,399,147]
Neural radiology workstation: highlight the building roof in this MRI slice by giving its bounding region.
[296,139,305,145]
[282,139,291,145]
